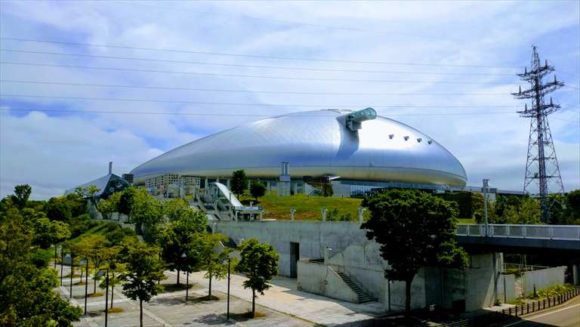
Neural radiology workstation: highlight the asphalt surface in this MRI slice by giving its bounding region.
[502,296,580,327]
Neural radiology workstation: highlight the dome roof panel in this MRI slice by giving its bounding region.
[132,110,467,186]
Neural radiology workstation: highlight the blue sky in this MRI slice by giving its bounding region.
[0,0,578,199]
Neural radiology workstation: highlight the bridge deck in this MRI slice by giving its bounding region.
[456,224,580,254]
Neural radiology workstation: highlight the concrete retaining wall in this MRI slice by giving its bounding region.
[213,221,368,276]
[499,274,517,303]
[297,260,359,303]
[213,220,505,312]
[522,266,566,296]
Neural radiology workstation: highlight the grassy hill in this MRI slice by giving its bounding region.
[241,193,363,221]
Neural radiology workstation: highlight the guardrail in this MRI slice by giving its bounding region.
[456,224,580,240]
[442,287,580,327]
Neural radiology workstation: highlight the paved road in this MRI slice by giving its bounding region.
[503,296,580,327]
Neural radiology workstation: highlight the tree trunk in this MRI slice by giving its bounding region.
[177,269,180,285]
[208,273,212,298]
[110,272,114,308]
[405,278,412,316]
[252,288,256,318]
[139,299,143,327]
[93,278,97,294]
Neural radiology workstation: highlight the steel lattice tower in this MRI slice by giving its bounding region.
[512,46,565,223]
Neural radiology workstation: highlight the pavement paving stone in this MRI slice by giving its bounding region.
[56,264,383,326]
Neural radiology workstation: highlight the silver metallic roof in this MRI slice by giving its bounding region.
[132,109,467,186]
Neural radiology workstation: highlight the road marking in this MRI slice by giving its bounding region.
[503,303,580,326]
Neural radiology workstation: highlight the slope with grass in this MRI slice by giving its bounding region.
[242,193,363,221]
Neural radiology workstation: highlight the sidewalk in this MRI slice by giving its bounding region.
[171,270,385,326]
[57,263,385,326]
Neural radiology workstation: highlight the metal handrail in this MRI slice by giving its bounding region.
[456,224,580,240]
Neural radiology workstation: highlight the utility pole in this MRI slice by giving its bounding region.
[512,46,565,223]
[483,179,489,236]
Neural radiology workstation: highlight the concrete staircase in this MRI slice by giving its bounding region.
[336,271,376,303]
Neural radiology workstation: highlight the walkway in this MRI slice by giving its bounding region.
[171,270,384,326]
[57,264,384,326]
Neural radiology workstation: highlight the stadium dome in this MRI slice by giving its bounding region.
[131,109,467,187]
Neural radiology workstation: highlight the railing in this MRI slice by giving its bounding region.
[442,287,580,327]
[456,224,580,240]
[500,287,580,318]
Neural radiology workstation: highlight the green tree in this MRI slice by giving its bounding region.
[64,192,87,218]
[118,187,136,217]
[46,197,72,222]
[130,189,164,242]
[198,233,229,298]
[119,242,166,327]
[321,181,333,197]
[548,194,568,225]
[566,189,580,223]
[504,197,541,224]
[0,204,82,326]
[236,238,279,317]
[495,195,525,220]
[11,184,32,209]
[72,235,108,294]
[97,192,121,220]
[250,182,266,202]
[159,211,206,285]
[361,189,468,314]
[98,246,124,309]
[163,199,206,226]
[33,218,71,249]
[231,170,248,197]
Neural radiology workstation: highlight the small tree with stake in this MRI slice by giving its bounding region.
[119,241,165,327]
[236,238,279,318]
[159,211,206,285]
[361,189,468,315]
[198,233,229,299]
[250,182,266,202]
[231,170,248,197]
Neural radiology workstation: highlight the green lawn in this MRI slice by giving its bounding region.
[457,218,476,224]
[242,193,363,221]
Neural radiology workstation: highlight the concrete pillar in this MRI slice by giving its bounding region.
[573,264,580,286]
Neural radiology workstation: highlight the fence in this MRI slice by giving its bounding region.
[456,224,580,240]
[443,287,580,327]
[500,287,580,317]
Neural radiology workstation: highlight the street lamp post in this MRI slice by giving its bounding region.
[60,251,64,286]
[54,244,58,269]
[80,258,88,315]
[105,270,109,327]
[69,253,74,299]
[181,253,189,302]
[227,257,231,320]
[95,269,109,326]
[64,253,72,299]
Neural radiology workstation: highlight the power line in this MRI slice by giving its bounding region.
[0,93,516,108]
[0,79,513,96]
[0,107,522,117]
[0,49,517,76]
[0,37,520,69]
[0,61,507,84]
